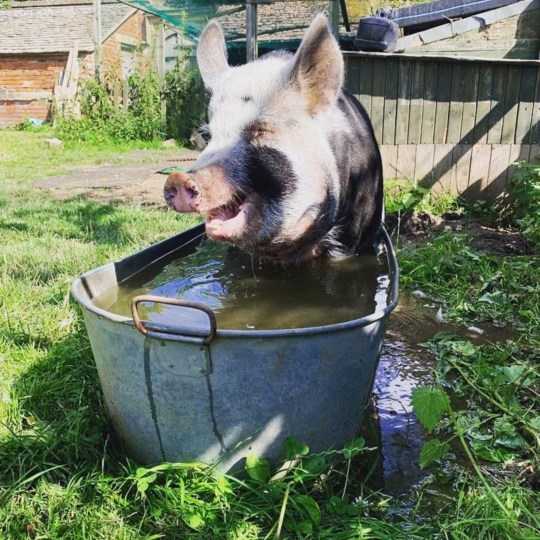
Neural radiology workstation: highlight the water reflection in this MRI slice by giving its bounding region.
[101,238,391,330]
[373,294,516,495]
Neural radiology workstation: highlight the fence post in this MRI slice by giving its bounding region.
[122,79,129,112]
[113,81,120,109]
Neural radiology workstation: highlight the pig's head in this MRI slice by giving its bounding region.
[164,14,347,262]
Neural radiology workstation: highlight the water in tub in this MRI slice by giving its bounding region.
[96,237,391,330]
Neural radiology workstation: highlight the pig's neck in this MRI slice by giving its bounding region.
[331,89,384,254]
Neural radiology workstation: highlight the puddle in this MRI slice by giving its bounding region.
[372,293,516,496]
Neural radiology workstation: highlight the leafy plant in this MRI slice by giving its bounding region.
[385,178,460,216]
[55,65,163,144]
[412,334,540,472]
[163,54,207,143]
[507,161,540,246]
[398,232,540,337]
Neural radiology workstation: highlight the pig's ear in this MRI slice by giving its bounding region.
[197,20,229,90]
[288,14,343,114]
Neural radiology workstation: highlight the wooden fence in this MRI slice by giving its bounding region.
[343,52,540,200]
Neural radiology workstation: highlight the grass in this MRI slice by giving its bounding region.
[1,130,539,538]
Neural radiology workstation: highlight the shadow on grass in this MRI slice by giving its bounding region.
[0,328,124,489]
[9,196,166,247]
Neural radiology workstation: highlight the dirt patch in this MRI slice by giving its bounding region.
[386,211,534,255]
[37,148,200,207]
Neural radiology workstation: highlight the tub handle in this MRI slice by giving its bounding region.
[131,295,217,345]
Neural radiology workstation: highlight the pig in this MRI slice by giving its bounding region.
[164,14,383,263]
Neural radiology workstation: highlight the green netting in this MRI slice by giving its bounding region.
[122,0,331,47]
[122,0,231,42]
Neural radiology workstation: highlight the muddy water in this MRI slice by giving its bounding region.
[374,294,515,495]
[97,237,391,330]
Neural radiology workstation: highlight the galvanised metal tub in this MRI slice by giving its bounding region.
[72,225,399,471]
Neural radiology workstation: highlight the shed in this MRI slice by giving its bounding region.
[0,0,153,127]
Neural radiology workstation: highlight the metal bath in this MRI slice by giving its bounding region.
[72,225,399,471]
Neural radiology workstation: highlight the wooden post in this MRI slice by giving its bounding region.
[328,0,339,39]
[157,22,167,132]
[246,1,258,62]
[93,0,102,80]
[122,79,129,112]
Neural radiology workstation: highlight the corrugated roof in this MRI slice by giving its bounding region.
[0,3,136,54]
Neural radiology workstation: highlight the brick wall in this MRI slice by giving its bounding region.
[0,11,148,127]
[0,53,67,127]
[102,11,147,80]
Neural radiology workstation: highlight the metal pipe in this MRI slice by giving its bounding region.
[246,1,258,62]
[328,0,339,39]
[93,0,102,79]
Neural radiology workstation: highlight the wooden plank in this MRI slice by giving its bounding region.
[530,68,540,144]
[501,66,522,144]
[122,79,129,112]
[487,64,508,144]
[460,64,480,144]
[434,61,452,144]
[342,51,540,68]
[382,58,399,145]
[113,81,120,110]
[447,63,466,144]
[415,144,436,186]
[396,144,417,180]
[370,58,386,144]
[407,61,424,144]
[395,59,412,145]
[432,143,454,195]
[345,56,361,102]
[1,91,53,100]
[358,57,373,120]
[515,66,538,144]
[529,144,540,162]
[452,145,473,196]
[506,144,530,185]
[474,64,494,145]
[468,145,492,199]
[420,62,438,144]
[380,145,398,180]
[488,144,512,199]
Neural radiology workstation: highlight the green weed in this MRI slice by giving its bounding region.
[55,69,163,144]
[384,178,461,216]
[398,233,540,338]
[507,161,540,246]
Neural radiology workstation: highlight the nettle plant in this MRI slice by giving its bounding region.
[130,436,372,536]
[55,66,163,144]
[412,334,540,470]
[507,161,540,246]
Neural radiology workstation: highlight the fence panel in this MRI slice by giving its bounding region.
[344,52,540,199]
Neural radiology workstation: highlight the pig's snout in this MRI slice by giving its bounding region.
[164,172,202,213]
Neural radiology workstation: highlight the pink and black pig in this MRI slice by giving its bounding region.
[164,14,383,263]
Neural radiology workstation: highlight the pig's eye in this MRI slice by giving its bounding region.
[246,124,273,140]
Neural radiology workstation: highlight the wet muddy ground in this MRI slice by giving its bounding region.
[373,293,515,496]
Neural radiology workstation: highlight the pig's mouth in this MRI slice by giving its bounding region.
[204,197,251,241]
